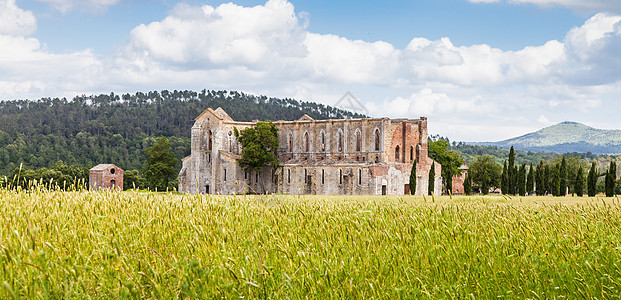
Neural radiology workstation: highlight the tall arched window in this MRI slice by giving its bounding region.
[337,130,343,152]
[321,169,325,184]
[358,169,362,185]
[410,146,414,161]
[287,132,293,152]
[228,131,233,152]
[339,169,343,184]
[319,130,326,151]
[208,130,213,151]
[395,145,400,160]
[287,169,291,183]
[374,129,380,151]
[355,130,362,152]
[304,131,310,152]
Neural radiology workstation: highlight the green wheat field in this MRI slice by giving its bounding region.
[1,189,620,298]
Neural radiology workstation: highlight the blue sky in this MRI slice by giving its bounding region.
[2,0,621,141]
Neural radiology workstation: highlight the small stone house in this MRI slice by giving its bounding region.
[89,164,124,190]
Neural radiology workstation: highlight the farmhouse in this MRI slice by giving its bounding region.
[89,164,123,190]
[178,107,441,195]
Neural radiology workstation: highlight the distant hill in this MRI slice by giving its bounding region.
[0,90,364,176]
[480,122,621,154]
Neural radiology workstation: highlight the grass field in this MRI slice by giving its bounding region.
[1,189,620,298]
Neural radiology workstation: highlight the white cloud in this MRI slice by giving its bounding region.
[0,0,36,36]
[35,0,120,13]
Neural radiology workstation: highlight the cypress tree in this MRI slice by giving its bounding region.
[518,164,526,196]
[543,164,551,195]
[428,163,435,196]
[605,161,616,197]
[508,146,516,195]
[526,162,534,195]
[535,161,544,196]
[559,155,567,196]
[409,160,416,195]
[464,173,472,195]
[501,161,508,195]
[587,162,597,197]
[575,167,584,197]
[551,164,560,196]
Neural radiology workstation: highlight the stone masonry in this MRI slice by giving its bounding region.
[178,108,442,195]
[89,164,124,190]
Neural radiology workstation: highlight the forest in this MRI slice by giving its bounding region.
[0,89,363,181]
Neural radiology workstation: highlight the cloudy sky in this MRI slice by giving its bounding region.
[1,0,620,141]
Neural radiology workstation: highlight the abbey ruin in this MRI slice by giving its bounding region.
[178,107,442,195]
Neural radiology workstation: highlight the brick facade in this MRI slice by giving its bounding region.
[178,108,441,195]
[89,164,124,190]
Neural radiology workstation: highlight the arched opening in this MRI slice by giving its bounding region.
[288,132,293,152]
[110,179,116,188]
[208,130,213,151]
[319,130,326,152]
[395,145,400,160]
[358,169,362,185]
[339,169,343,184]
[304,132,310,152]
[355,130,362,152]
[288,169,291,184]
[410,146,414,161]
[228,131,233,152]
[337,130,343,152]
[374,129,380,151]
[321,169,325,184]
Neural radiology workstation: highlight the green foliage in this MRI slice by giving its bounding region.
[0,90,361,177]
[428,163,435,195]
[235,121,280,193]
[508,146,516,195]
[123,169,146,190]
[142,137,178,191]
[588,162,597,197]
[535,161,545,196]
[7,161,88,190]
[464,173,472,195]
[469,155,502,195]
[501,161,508,195]
[526,163,535,195]
[517,164,526,196]
[559,155,567,196]
[428,138,464,194]
[605,161,617,197]
[575,167,584,197]
[409,160,416,195]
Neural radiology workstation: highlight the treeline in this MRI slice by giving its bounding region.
[0,89,364,177]
[465,146,620,196]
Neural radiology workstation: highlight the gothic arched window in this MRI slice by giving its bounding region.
[395,145,400,160]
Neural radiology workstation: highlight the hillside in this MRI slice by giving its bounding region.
[0,90,364,176]
[483,122,621,154]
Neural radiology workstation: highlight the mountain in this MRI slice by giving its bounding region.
[484,122,621,154]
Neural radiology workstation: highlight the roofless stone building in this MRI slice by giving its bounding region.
[178,107,441,195]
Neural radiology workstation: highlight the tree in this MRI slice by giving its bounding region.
[409,160,416,195]
[575,167,584,197]
[469,155,502,195]
[559,155,567,196]
[526,162,534,195]
[428,163,435,196]
[123,169,145,190]
[605,161,617,197]
[143,137,178,191]
[508,146,516,195]
[535,161,544,196]
[428,138,464,194]
[587,162,597,197]
[464,173,472,195]
[501,161,508,195]
[517,164,526,196]
[235,121,280,193]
